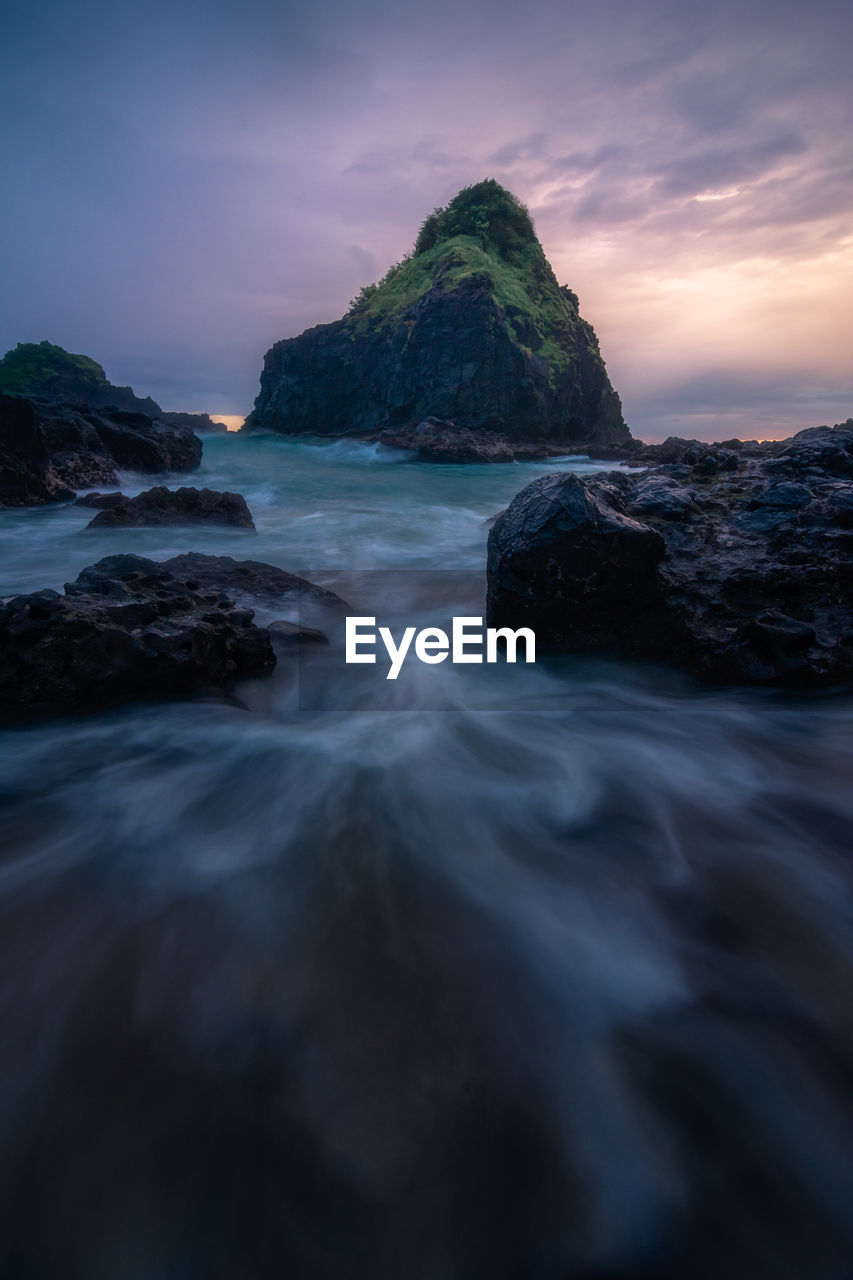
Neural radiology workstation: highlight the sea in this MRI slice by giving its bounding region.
[1,432,852,1278]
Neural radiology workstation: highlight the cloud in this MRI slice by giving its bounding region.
[652,133,807,199]
[0,0,850,436]
[624,367,853,441]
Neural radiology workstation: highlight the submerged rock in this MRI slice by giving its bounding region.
[244,180,632,452]
[74,491,129,510]
[487,420,853,688]
[157,553,348,611]
[83,486,256,530]
[267,619,330,649]
[0,554,276,716]
[380,418,552,463]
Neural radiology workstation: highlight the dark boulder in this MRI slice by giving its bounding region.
[84,486,256,530]
[487,419,853,689]
[629,475,697,521]
[0,554,276,716]
[487,473,667,655]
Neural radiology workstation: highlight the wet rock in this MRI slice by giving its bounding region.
[629,476,696,521]
[0,394,202,507]
[738,482,816,532]
[158,553,348,611]
[74,491,129,509]
[750,482,815,509]
[748,610,817,653]
[487,473,667,655]
[487,419,853,689]
[84,485,256,530]
[84,410,201,474]
[765,422,853,478]
[0,554,276,716]
[380,418,550,463]
[267,619,330,648]
[825,489,853,529]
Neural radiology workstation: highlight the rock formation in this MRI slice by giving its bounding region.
[487,421,853,689]
[244,180,631,452]
[0,393,202,507]
[0,554,275,715]
[80,486,256,530]
[0,553,345,717]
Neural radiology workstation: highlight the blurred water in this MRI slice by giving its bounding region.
[1,433,852,1279]
[0,433,614,595]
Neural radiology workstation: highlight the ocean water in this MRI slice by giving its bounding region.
[1,433,852,1279]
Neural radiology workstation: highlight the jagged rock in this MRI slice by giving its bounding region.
[487,419,853,689]
[160,411,229,435]
[0,554,276,716]
[764,422,853,478]
[244,180,631,452]
[83,410,201,473]
[83,486,256,530]
[380,418,552,463]
[0,395,202,507]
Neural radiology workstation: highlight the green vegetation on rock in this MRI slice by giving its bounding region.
[249,178,629,447]
[0,341,108,398]
[0,340,161,416]
[413,179,538,262]
[349,236,584,383]
[345,180,597,386]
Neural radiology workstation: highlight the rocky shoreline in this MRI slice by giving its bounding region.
[0,393,203,506]
[2,337,852,702]
[487,421,853,689]
[0,553,342,719]
[244,181,631,452]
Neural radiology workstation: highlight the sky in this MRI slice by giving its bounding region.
[1,0,851,441]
